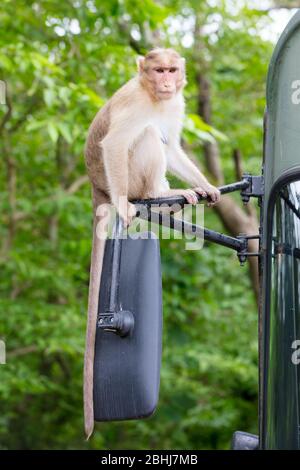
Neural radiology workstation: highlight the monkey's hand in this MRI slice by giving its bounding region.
[156,188,200,205]
[179,189,199,205]
[117,200,137,227]
[194,184,221,207]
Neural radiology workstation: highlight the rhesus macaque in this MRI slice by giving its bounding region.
[83,48,221,437]
[85,48,221,225]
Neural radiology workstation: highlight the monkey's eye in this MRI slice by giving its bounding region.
[169,67,177,73]
[155,68,164,73]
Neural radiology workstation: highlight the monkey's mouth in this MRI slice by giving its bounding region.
[158,90,174,97]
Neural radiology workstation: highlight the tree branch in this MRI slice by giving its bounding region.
[7,345,39,358]
[233,149,243,181]
[3,175,90,225]
[0,93,12,135]
[1,136,17,255]
[194,15,260,303]
[262,5,300,11]
[66,175,89,194]
[8,96,40,134]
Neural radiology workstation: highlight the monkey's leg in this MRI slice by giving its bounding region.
[129,126,199,210]
[83,186,110,439]
[128,125,168,200]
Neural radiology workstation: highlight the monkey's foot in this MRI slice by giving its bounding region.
[116,201,137,227]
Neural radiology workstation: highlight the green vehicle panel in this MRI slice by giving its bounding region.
[261,9,300,450]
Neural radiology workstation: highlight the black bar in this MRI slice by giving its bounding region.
[131,178,250,209]
[274,243,300,260]
[280,190,300,221]
[108,214,123,313]
[203,226,243,251]
[138,210,244,252]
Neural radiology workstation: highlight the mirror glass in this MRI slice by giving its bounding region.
[266,179,300,449]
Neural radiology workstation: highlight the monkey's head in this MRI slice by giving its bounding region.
[137,48,187,101]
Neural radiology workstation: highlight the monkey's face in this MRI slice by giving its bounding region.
[138,49,186,101]
[148,64,183,99]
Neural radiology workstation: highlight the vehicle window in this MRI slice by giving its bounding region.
[266,180,300,449]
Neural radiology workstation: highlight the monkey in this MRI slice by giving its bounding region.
[85,47,221,224]
[83,48,221,438]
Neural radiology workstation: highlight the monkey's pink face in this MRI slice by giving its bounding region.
[149,65,182,99]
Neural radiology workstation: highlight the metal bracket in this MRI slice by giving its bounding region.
[273,242,300,260]
[231,431,259,450]
[236,233,261,265]
[97,215,135,337]
[132,176,251,209]
[97,311,135,337]
[138,210,262,267]
[132,175,264,267]
[240,173,264,204]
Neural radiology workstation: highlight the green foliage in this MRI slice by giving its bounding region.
[0,0,274,450]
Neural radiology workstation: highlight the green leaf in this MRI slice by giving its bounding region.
[43,88,56,107]
[47,121,59,143]
[58,122,72,143]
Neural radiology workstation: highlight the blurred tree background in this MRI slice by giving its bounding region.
[0,0,296,450]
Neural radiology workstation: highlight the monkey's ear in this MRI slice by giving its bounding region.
[180,57,186,70]
[136,56,145,73]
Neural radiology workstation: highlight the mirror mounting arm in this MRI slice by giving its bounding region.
[97,215,135,337]
[240,174,264,204]
[133,174,264,266]
[237,234,262,266]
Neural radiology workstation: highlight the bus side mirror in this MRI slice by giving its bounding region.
[93,232,163,421]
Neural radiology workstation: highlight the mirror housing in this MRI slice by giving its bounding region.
[93,233,163,421]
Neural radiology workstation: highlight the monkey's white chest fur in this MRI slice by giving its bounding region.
[147,98,184,146]
[152,116,169,144]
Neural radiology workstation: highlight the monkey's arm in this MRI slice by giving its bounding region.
[100,113,146,225]
[101,131,129,204]
[166,142,211,188]
[166,142,221,205]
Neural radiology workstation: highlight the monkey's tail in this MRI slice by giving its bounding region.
[83,187,109,439]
